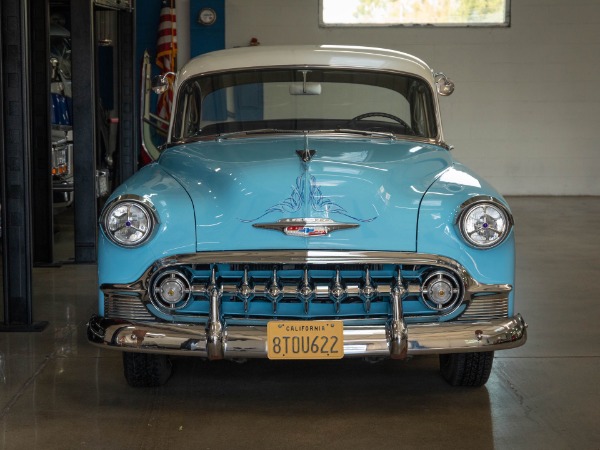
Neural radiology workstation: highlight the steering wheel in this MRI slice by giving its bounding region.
[349,112,412,131]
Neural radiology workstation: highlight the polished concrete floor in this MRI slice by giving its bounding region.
[0,197,599,449]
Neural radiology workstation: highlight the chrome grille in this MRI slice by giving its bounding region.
[100,251,512,323]
[104,294,154,321]
[457,293,509,322]
[147,262,464,319]
[229,263,383,272]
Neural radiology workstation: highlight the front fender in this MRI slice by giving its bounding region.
[417,163,515,314]
[98,164,197,287]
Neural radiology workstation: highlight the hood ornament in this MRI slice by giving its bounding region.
[253,218,358,237]
[296,133,316,162]
[296,148,316,162]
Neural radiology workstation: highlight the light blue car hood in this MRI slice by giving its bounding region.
[158,136,452,252]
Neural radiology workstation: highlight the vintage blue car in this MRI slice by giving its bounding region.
[87,45,527,387]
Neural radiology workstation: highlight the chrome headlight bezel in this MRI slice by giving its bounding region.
[456,196,513,249]
[100,195,159,248]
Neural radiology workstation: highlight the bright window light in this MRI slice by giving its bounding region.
[321,0,510,27]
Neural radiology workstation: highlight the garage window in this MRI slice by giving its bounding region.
[320,0,510,27]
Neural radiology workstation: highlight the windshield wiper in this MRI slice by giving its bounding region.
[216,129,305,140]
[325,128,397,140]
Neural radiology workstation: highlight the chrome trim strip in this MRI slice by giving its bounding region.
[87,314,527,358]
[153,250,459,267]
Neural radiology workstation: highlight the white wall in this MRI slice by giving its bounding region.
[177,0,191,66]
[225,0,600,195]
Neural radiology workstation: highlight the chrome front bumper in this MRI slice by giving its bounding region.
[87,314,527,359]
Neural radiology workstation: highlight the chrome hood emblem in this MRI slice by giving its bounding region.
[253,218,359,237]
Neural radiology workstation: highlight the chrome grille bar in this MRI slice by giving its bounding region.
[458,294,509,321]
[104,294,154,321]
[155,250,463,266]
[182,265,404,315]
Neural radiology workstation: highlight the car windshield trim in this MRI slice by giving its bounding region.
[216,128,397,141]
[174,127,400,144]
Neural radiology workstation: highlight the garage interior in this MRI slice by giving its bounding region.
[1,1,599,449]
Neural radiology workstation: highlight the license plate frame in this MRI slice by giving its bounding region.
[267,320,344,360]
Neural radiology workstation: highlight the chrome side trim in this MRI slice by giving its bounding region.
[87,314,527,358]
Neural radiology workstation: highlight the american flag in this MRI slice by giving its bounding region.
[156,0,177,121]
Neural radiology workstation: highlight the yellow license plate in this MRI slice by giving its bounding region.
[267,320,344,360]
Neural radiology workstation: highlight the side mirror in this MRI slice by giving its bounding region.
[434,72,455,96]
[151,72,175,94]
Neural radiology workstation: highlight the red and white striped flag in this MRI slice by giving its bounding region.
[156,0,177,121]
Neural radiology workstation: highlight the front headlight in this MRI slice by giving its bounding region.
[457,196,513,249]
[101,196,158,247]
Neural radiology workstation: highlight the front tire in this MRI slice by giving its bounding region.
[123,352,172,387]
[439,351,494,387]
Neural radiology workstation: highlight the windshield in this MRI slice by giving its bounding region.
[172,68,438,141]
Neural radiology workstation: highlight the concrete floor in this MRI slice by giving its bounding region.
[0,197,599,449]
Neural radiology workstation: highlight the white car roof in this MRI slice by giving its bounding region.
[177,45,435,85]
